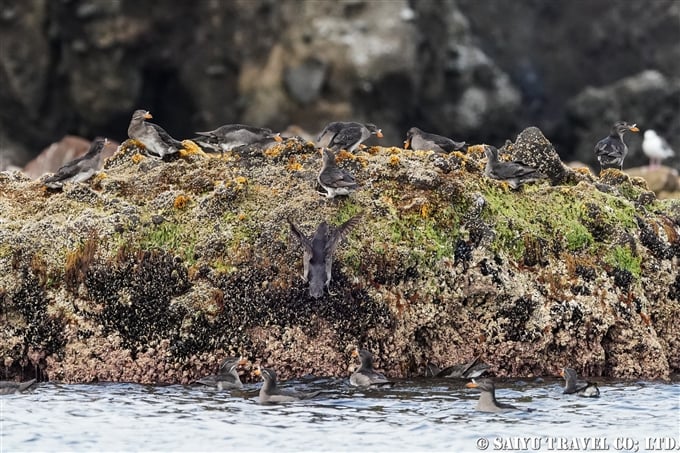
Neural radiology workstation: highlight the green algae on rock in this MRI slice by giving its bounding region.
[1,128,679,383]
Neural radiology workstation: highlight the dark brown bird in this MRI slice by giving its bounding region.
[254,367,321,404]
[288,215,361,299]
[42,138,107,189]
[426,355,489,379]
[0,379,36,395]
[349,348,393,387]
[127,109,183,158]
[317,122,383,153]
[194,356,246,391]
[594,121,639,172]
[404,127,466,153]
[560,367,600,398]
[484,145,547,189]
[317,148,359,198]
[466,378,531,412]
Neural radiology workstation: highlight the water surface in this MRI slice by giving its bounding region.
[2,377,679,451]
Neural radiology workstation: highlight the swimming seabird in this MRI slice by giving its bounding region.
[349,348,393,388]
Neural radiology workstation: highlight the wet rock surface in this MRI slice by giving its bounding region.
[1,129,678,383]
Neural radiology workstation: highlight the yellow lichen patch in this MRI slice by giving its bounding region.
[237,212,247,221]
[387,147,402,155]
[173,194,191,210]
[574,167,593,176]
[128,139,147,150]
[367,146,382,155]
[234,176,248,185]
[131,153,145,164]
[264,143,284,158]
[356,155,368,168]
[420,203,430,219]
[286,157,302,172]
[466,144,486,157]
[389,155,401,167]
[179,140,207,157]
[336,150,354,162]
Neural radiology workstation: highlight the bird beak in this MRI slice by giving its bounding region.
[376,130,384,138]
[351,349,359,358]
[403,139,410,149]
[143,112,153,120]
[465,380,478,388]
[253,367,261,376]
[559,368,565,377]
[238,357,248,366]
[629,124,639,132]
[273,133,283,143]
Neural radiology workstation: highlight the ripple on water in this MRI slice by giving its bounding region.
[1,378,678,451]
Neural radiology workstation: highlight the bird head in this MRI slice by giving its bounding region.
[483,145,499,161]
[365,123,383,138]
[612,121,639,135]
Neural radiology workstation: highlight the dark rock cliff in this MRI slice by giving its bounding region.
[1,0,678,171]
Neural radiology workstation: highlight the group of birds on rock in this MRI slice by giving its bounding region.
[39,109,674,193]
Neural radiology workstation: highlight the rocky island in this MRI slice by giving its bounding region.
[1,127,678,384]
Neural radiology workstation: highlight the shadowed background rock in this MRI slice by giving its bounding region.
[0,0,678,174]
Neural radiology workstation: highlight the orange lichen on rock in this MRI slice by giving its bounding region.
[389,155,401,167]
[179,139,206,157]
[286,157,302,172]
[173,194,191,210]
[131,153,145,164]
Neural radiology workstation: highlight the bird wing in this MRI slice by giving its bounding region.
[149,123,183,148]
[329,126,362,150]
[492,161,542,180]
[318,166,357,188]
[43,161,81,183]
[594,137,623,158]
[325,214,362,257]
[427,133,460,152]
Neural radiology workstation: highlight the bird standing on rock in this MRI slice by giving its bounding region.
[127,109,183,158]
[317,148,359,198]
[349,348,393,388]
[404,127,466,153]
[316,121,383,152]
[483,145,547,189]
[642,129,674,168]
[594,121,639,172]
[288,215,362,299]
[193,124,282,156]
[42,138,107,189]
[254,367,321,404]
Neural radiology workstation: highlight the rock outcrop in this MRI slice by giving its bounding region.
[1,128,678,384]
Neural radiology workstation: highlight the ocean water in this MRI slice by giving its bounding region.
[1,377,679,452]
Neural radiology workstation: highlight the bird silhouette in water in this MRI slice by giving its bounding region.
[288,215,362,298]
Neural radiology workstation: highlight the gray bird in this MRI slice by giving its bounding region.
[318,148,359,198]
[194,124,282,155]
[316,121,383,152]
[594,121,639,172]
[288,215,361,299]
[426,355,489,379]
[0,379,37,395]
[349,348,393,388]
[484,145,547,189]
[560,367,600,398]
[254,367,321,404]
[127,109,183,158]
[42,138,107,189]
[194,356,245,391]
[465,378,531,412]
[404,127,466,153]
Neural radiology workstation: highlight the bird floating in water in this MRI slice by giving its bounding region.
[42,138,107,189]
[0,379,37,395]
[483,145,547,189]
[425,355,489,379]
[194,356,246,391]
[642,129,674,169]
[404,127,466,153]
[288,215,361,299]
[254,366,321,404]
[317,148,359,198]
[466,378,532,412]
[349,348,393,388]
[560,367,600,398]
[594,121,639,172]
[316,121,383,153]
[127,109,183,159]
